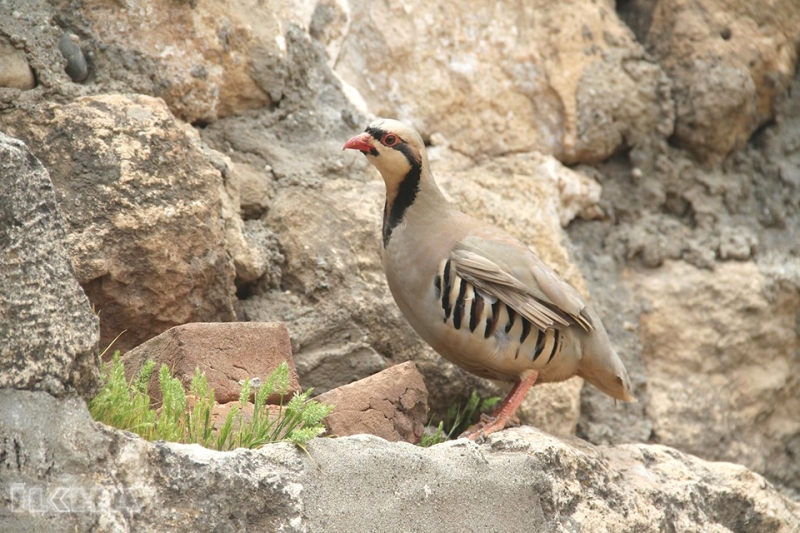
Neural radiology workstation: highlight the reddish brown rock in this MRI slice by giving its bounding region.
[122,322,300,405]
[208,401,256,431]
[316,362,429,444]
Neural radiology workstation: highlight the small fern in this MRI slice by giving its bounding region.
[89,352,333,449]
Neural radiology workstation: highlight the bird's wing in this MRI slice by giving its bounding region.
[450,236,594,332]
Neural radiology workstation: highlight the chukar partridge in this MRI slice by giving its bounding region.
[343,119,635,440]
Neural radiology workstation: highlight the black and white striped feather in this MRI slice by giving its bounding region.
[450,238,594,332]
[434,259,566,365]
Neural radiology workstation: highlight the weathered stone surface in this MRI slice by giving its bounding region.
[616,0,659,42]
[328,0,673,164]
[2,94,237,353]
[2,390,798,532]
[303,430,800,533]
[569,65,800,490]
[293,342,387,396]
[208,401,276,432]
[517,378,585,437]
[236,161,276,220]
[206,147,275,285]
[0,0,90,112]
[0,132,99,397]
[316,361,429,443]
[60,0,338,123]
[122,322,300,405]
[0,390,305,532]
[633,260,800,494]
[71,0,271,123]
[647,0,800,161]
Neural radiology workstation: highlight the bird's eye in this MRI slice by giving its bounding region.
[382,134,399,146]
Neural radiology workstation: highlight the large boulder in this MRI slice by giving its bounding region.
[647,0,800,161]
[326,0,673,164]
[0,132,99,397]
[632,260,800,493]
[59,0,324,123]
[2,94,237,353]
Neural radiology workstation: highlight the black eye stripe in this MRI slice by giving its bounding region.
[366,127,404,146]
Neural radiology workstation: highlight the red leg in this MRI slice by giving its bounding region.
[463,370,538,441]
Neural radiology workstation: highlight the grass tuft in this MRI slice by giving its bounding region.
[419,390,501,447]
[89,352,333,449]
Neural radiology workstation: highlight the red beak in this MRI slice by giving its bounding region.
[343,132,373,152]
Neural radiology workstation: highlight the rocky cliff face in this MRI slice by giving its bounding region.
[1,0,799,530]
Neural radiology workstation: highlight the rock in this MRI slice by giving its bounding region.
[208,401,274,431]
[2,94,237,353]
[0,39,35,89]
[0,0,88,112]
[77,0,271,123]
[303,430,800,532]
[0,389,308,532]
[294,342,387,397]
[647,0,800,161]
[633,260,800,493]
[2,0,800,529]
[0,132,99,397]
[330,0,672,164]
[122,322,300,405]
[209,399,256,430]
[316,361,429,443]
[237,162,275,220]
[237,177,399,396]
[206,147,272,285]
[516,379,584,437]
[70,0,342,123]
[240,219,285,290]
[2,389,798,532]
[57,32,88,83]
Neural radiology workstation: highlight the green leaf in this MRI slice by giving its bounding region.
[88,350,332,451]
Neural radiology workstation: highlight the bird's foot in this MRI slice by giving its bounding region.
[461,413,519,441]
[461,371,538,442]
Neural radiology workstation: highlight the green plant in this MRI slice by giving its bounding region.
[419,390,501,447]
[214,362,333,449]
[88,352,333,449]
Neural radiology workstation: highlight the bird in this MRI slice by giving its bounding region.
[343,118,635,440]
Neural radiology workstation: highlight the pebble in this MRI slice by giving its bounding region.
[58,32,89,82]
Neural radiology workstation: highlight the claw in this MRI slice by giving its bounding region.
[460,370,538,441]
